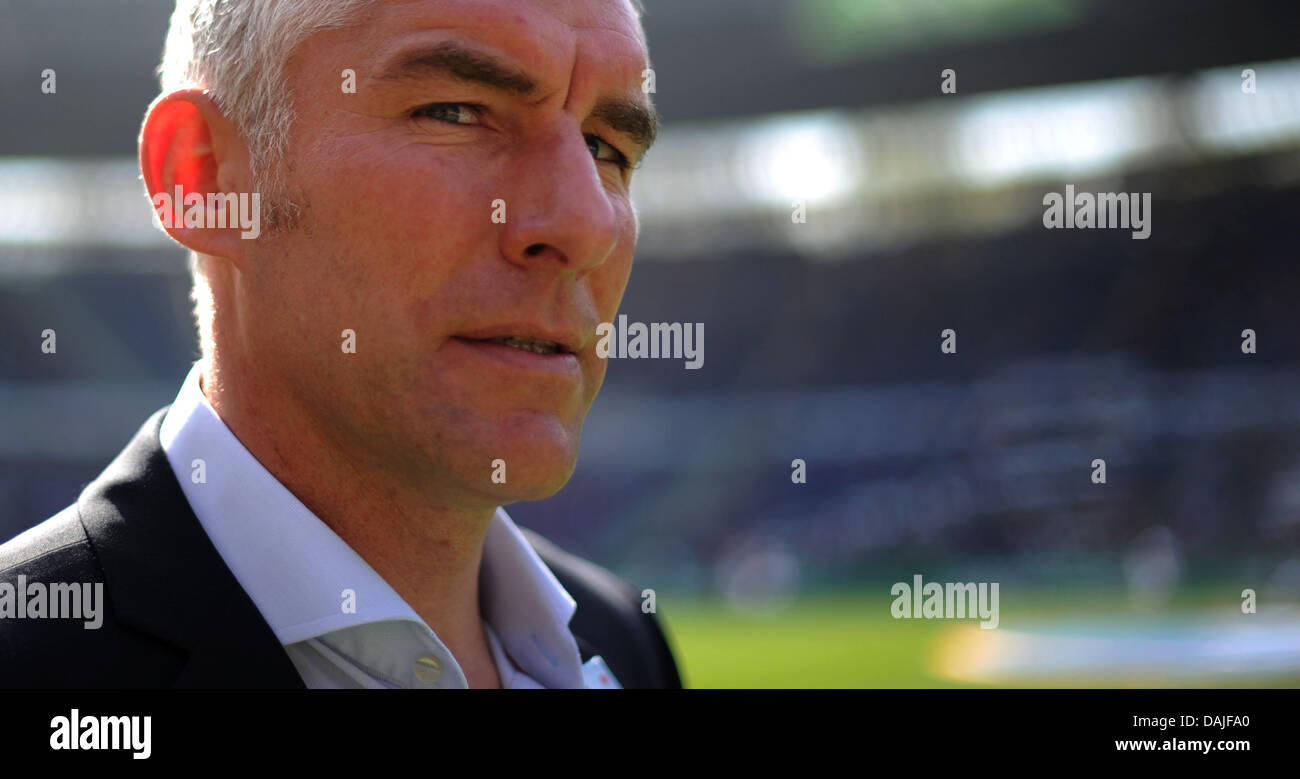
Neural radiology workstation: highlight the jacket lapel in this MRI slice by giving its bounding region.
[76,407,306,688]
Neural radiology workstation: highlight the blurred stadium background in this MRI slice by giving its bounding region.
[3,0,1300,686]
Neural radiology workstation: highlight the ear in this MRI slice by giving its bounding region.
[138,90,258,267]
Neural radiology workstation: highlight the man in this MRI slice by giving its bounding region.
[0,0,681,689]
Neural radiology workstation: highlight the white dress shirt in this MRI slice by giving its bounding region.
[158,363,621,689]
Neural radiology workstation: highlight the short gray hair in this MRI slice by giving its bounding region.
[159,0,378,200]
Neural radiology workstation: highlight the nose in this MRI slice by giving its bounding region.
[497,121,621,276]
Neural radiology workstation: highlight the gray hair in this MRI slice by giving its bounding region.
[159,0,378,202]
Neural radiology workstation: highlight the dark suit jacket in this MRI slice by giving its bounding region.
[0,408,682,688]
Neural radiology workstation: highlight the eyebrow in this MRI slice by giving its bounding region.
[593,96,659,159]
[376,40,660,157]
[376,41,538,95]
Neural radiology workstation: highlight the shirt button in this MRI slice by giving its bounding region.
[413,655,443,684]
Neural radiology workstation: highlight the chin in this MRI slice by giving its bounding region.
[474,412,583,502]
[484,452,579,503]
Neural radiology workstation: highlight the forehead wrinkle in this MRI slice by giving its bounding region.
[571,21,648,53]
[355,1,648,91]
[563,24,654,145]
[355,19,577,108]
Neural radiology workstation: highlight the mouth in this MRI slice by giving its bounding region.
[448,329,582,379]
[477,335,566,356]
[453,323,583,356]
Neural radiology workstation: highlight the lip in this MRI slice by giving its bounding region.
[448,336,582,377]
[455,323,585,355]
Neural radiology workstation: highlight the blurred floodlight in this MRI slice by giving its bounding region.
[741,114,860,208]
[0,158,158,250]
[954,79,1166,183]
[1190,59,1300,152]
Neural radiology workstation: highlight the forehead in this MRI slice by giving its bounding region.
[344,0,648,81]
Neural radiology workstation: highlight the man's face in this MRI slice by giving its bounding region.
[238,0,653,507]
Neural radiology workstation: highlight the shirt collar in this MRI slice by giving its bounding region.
[158,362,586,688]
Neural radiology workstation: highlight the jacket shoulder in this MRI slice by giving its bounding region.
[0,504,90,575]
[521,528,682,689]
[0,505,184,687]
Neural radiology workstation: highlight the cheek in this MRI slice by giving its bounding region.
[319,154,483,259]
[289,147,500,325]
[594,243,637,316]
[390,159,499,255]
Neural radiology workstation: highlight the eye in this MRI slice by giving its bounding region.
[411,103,483,125]
[586,134,631,169]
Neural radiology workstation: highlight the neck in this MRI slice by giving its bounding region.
[199,354,500,685]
